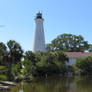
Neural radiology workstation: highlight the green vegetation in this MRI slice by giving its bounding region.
[0,40,23,81]
[0,33,92,81]
[0,65,8,80]
[22,51,68,79]
[46,33,90,52]
[75,56,92,75]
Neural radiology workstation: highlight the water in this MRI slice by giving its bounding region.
[3,76,92,92]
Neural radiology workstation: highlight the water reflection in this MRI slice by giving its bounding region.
[19,90,23,92]
[19,82,24,92]
[5,76,92,92]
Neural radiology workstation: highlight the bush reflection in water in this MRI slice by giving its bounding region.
[6,76,92,92]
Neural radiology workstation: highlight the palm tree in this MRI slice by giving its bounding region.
[0,42,7,65]
[7,40,23,80]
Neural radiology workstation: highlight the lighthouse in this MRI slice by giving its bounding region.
[32,12,46,53]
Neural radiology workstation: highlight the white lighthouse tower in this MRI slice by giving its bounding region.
[32,12,46,53]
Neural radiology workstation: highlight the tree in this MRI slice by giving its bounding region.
[46,34,89,52]
[0,42,8,65]
[23,51,69,77]
[75,56,92,75]
[7,40,23,63]
[36,51,69,76]
[46,44,54,52]
[54,51,69,63]
[24,51,36,64]
[36,52,55,75]
[22,60,35,77]
[53,51,69,73]
[88,44,92,52]
[23,51,37,77]
[7,40,23,80]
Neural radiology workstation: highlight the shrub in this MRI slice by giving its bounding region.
[11,64,21,78]
[75,56,92,75]
[0,65,8,75]
[0,74,8,81]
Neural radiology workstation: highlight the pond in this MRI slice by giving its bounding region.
[2,76,92,92]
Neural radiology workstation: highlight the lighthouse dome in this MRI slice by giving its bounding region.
[36,12,42,19]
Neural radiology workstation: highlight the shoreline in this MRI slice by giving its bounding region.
[0,81,16,90]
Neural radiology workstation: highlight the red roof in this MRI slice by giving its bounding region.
[65,52,92,58]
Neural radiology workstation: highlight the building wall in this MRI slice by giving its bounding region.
[66,56,85,66]
[66,58,76,66]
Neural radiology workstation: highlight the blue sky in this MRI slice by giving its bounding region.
[0,0,92,51]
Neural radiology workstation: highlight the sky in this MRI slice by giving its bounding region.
[0,0,92,51]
